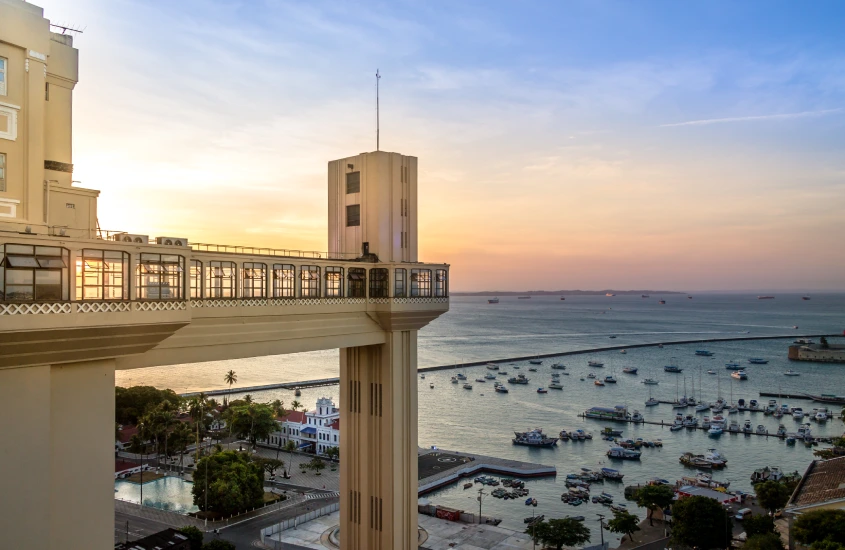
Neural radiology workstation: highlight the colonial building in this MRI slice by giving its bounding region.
[266,397,340,455]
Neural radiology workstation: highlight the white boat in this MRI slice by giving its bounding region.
[587,373,596,379]
[485,373,497,380]
[792,408,805,420]
[707,370,716,375]
[708,425,723,436]
[742,420,753,433]
[784,370,800,376]
[451,376,459,384]
[630,410,644,422]
[645,397,659,407]
[620,350,627,354]
[756,424,767,434]
[695,403,710,412]
[730,370,748,381]
[588,360,605,368]
[727,420,740,433]
[549,382,563,390]
[486,363,500,370]
[607,447,641,460]
[642,378,659,385]
[429,383,434,389]
[814,408,829,422]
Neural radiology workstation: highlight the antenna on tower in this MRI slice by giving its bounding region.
[50,23,85,35]
[376,69,381,151]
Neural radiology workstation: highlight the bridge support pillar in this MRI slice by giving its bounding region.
[0,359,116,550]
[340,330,419,550]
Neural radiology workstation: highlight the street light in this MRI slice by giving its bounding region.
[596,514,605,546]
[138,422,144,509]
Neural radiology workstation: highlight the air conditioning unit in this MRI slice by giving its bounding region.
[111,233,149,244]
[155,236,189,247]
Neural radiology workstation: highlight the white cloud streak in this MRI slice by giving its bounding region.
[660,108,843,127]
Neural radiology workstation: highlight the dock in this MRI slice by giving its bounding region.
[417,447,557,495]
[183,377,339,397]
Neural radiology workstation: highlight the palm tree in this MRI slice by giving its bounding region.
[284,440,298,477]
[243,394,253,404]
[290,400,302,412]
[223,370,237,404]
[271,399,285,418]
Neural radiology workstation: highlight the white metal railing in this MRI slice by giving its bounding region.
[0,302,72,315]
[77,301,132,313]
[260,502,339,542]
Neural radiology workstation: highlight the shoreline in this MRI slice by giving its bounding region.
[181,333,839,397]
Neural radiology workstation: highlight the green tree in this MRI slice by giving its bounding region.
[671,496,733,549]
[524,518,591,550]
[811,541,845,550]
[290,400,302,412]
[228,403,279,448]
[744,533,784,550]
[607,510,641,543]
[192,450,264,515]
[168,421,194,472]
[255,457,284,477]
[178,526,203,550]
[636,483,675,526]
[284,440,298,475]
[793,509,845,546]
[271,399,285,417]
[755,480,793,515]
[307,457,326,474]
[115,385,182,425]
[744,514,776,538]
[325,446,340,461]
[202,540,236,550]
[223,370,237,404]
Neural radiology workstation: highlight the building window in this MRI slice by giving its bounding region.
[435,269,448,297]
[137,254,184,300]
[273,264,295,298]
[325,267,343,297]
[300,265,320,297]
[369,268,388,298]
[0,153,5,192]
[242,262,267,298]
[0,244,69,301]
[347,268,366,297]
[346,171,360,194]
[346,204,360,227]
[410,269,431,297]
[190,260,202,298]
[0,57,6,96]
[76,249,129,300]
[394,268,406,298]
[207,261,236,298]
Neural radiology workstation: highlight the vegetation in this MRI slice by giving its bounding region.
[524,517,591,550]
[306,457,327,475]
[744,514,776,538]
[755,480,793,515]
[325,446,340,461]
[810,541,845,550]
[227,402,279,449]
[178,526,203,550]
[290,400,302,412]
[744,533,785,550]
[202,540,236,550]
[254,457,284,477]
[793,509,845,547]
[192,450,264,516]
[116,385,181,425]
[607,510,641,543]
[223,370,237,404]
[635,483,674,526]
[670,496,732,549]
[814,437,845,459]
[283,440,298,475]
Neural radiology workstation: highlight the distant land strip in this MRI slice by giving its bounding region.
[451,290,686,296]
[186,333,839,397]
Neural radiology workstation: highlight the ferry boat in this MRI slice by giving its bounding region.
[784,370,800,376]
[730,370,748,380]
[695,350,714,356]
[512,428,558,447]
[642,378,659,385]
[747,358,768,364]
[508,374,529,384]
[588,360,605,368]
[486,363,500,370]
[607,447,641,460]
[584,405,629,422]
[488,298,500,304]
[622,367,638,374]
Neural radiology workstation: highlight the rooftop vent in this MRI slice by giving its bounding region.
[111,233,149,244]
[155,236,189,247]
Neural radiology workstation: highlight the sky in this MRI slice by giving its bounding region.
[39,0,845,291]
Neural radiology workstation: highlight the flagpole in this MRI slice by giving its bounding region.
[376,69,381,151]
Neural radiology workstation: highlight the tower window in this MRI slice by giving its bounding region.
[346,204,360,227]
[0,153,5,192]
[206,261,237,298]
[242,262,267,298]
[273,264,295,297]
[394,268,406,298]
[369,268,388,298]
[77,249,130,300]
[137,254,185,300]
[325,266,343,297]
[347,268,366,297]
[1,244,69,301]
[300,265,321,297]
[346,171,360,194]
[410,269,431,297]
[0,57,6,96]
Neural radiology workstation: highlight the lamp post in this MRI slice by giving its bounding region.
[597,513,605,546]
[138,422,144,508]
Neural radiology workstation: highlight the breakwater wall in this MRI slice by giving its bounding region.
[183,333,839,397]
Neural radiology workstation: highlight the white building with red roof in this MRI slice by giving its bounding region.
[265,397,340,456]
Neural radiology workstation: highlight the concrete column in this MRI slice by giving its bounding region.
[340,330,418,550]
[0,359,115,550]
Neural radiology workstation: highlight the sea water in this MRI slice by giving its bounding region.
[118,293,845,544]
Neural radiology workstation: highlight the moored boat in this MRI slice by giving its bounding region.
[513,428,558,447]
[608,446,641,460]
[622,367,638,374]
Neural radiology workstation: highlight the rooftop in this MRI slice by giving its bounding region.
[114,528,190,550]
[788,456,845,509]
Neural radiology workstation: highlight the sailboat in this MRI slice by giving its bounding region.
[672,378,686,408]
[728,378,739,414]
[645,384,659,407]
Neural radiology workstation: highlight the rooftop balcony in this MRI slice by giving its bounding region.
[0,231,449,370]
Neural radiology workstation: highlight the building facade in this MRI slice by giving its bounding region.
[0,2,447,549]
[266,397,341,455]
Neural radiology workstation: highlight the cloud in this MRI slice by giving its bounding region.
[660,108,843,127]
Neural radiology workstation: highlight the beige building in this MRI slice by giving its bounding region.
[0,1,448,549]
[784,456,845,549]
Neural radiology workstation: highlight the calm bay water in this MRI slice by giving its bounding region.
[118,293,845,545]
